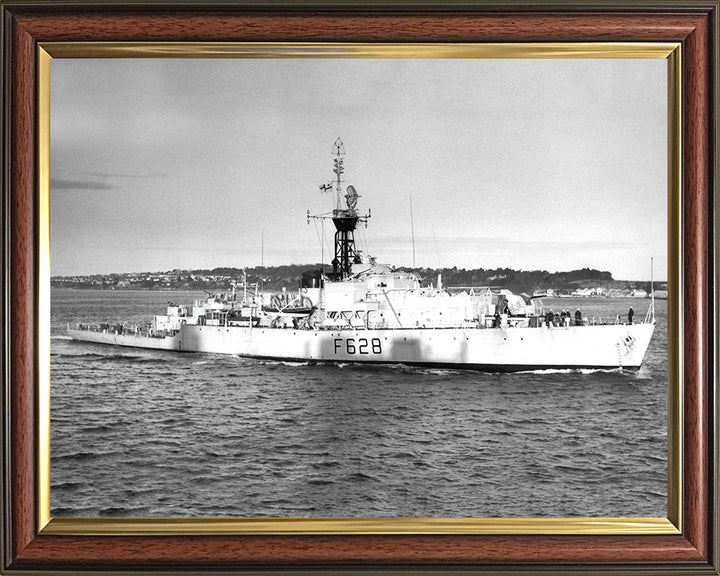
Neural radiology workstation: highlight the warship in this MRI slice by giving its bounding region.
[68,139,656,371]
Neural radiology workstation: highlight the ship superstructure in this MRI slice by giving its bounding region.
[67,139,656,371]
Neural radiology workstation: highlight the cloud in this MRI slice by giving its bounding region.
[82,171,168,179]
[50,178,115,191]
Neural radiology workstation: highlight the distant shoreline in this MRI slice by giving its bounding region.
[49,286,663,299]
[51,287,203,293]
[50,265,666,298]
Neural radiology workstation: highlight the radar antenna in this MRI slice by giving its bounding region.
[345,185,359,211]
[307,139,371,280]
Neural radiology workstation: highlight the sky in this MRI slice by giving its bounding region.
[50,57,667,280]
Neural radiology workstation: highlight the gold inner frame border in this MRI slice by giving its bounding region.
[36,41,683,536]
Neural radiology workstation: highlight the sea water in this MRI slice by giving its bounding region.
[50,289,667,518]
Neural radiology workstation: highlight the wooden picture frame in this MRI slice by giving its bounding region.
[1,1,717,574]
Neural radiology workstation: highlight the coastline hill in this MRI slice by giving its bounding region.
[51,265,661,296]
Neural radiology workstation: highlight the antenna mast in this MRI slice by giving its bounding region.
[650,256,655,320]
[307,138,371,281]
[332,138,345,212]
[410,194,416,269]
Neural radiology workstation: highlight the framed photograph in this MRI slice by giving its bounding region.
[2,1,717,574]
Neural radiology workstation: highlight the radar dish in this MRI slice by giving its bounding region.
[345,185,359,210]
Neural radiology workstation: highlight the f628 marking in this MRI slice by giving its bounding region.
[333,337,382,355]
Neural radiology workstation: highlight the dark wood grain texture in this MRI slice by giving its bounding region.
[9,12,710,42]
[9,9,37,564]
[2,2,717,574]
[9,534,709,566]
[681,11,710,560]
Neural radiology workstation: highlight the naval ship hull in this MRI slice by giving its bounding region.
[67,321,655,371]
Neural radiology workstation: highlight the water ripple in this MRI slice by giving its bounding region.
[50,290,668,518]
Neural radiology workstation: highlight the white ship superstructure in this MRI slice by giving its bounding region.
[67,139,656,371]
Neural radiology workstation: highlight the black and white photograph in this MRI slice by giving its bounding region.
[49,56,668,519]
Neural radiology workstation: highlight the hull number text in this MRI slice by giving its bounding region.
[333,338,382,355]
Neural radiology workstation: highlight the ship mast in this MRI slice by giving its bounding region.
[650,256,655,321]
[332,138,344,212]
[308,138,370,280]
